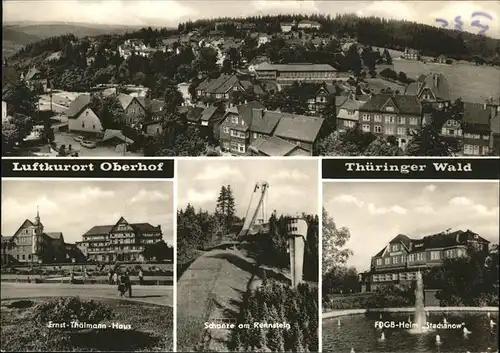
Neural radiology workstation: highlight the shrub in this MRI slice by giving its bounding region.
[33,297,113,326]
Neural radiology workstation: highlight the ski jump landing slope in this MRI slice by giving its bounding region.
[177,248,256,351]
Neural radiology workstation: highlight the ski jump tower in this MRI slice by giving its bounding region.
[239,181,269,238]
[288,217,308,288]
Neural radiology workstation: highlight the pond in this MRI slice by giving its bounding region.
[323,312,499,353]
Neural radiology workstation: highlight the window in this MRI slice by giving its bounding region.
[223,126,229,133]
[374,115,382,122]
[401,255,406,263]
[445,249,454,258]
[482,135,489,140]
[156,127,160,133]
[85,110,89,116]
[231,116,238,124]
[376,258,382,266]
[385,106,394,112]
[407,254,414,263]
[409,117,418,125]
[391,244,399,251]
[481,146,489,155]
[431,251,440,260]
[416,253,424,261]
[393,256,399,264]
[385,274,391,281]
[385,127,394,135]
[363,114,371,121]
[362,124,371,132]
[28,254,31,260]
[464,144,473,154]
[345,121,356,128]
[238,144,245,153]
[93,124,96,130]
[457,249,465,257]
[397,127,406,136]
[392,273,398,280]
[22,254,25,260]
[385,116,395,123]
[473,145,480,155]
[384,257,390,265]
[473,134,480,139]
[373,275,379,282]
[397,116,405,124]
[400,272,407,280]
[374,125,382,133]
[82,122,85,128]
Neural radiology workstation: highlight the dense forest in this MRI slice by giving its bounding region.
[229,281,318,352]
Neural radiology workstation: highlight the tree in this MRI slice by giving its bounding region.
[320,94,337,135]
[424,245,498,306]
[322,207,353,276]
[406,122,462,156]
[163,84,184,114]
[39,118,55,144]
[382,48,393,64]
[193,47,218,75]
[2,115,34,153]
[90,94,125,130]
[3,81,37,118]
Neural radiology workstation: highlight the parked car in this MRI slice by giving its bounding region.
[80,140,96,148]
[74,135,85,142]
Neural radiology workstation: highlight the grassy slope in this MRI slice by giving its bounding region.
[176,248,255,352]
[392,59,500,103]
[0,297,173,351]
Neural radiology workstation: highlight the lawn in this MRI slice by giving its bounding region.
[392,59,500,103]
[0,297,173,352]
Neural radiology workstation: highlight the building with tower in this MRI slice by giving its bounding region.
[1,207,66,264]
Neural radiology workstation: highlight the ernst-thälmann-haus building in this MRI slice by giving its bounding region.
[78,216,162,262]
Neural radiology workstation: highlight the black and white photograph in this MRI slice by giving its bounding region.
[176,159,319,352]
[1,180,174,352]
[322,181,499,353]
[2,1,500,157]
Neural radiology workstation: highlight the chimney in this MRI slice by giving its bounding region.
[483,103,487,110]
[252,108,264,119]
[456,233,460,243]
[433,73,439,88]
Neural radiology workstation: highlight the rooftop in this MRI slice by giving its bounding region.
[255,62,336,72]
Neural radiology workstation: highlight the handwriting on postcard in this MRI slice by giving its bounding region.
[435,11,493,35]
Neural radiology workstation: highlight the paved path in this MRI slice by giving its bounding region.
[1,282,173,307]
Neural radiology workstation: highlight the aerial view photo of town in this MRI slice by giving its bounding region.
[2,0,499,157]
[1,180,174,352]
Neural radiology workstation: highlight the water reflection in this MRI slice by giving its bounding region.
[323,312,499,353]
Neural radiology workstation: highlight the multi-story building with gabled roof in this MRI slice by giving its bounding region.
[80,216,162,262]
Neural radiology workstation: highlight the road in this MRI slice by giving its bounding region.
[1,282,173,307]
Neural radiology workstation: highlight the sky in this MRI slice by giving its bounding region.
[1,180,174,245]
[177,159,319,218]
[323,181,500,272]
[3,1,500,38]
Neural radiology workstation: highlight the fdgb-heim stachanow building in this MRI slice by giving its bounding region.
[77,217,162,262]
[1,209,66,264]
[362,229,490,292]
